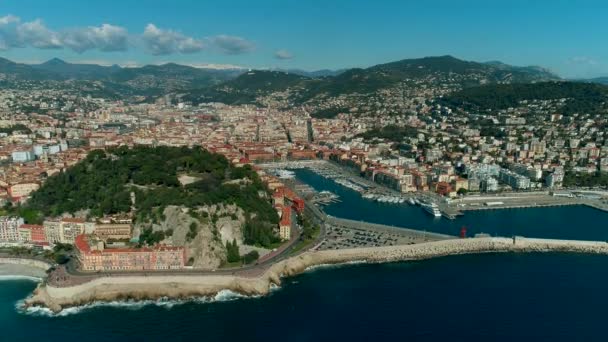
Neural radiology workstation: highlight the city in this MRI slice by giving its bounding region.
[1,1,608,341]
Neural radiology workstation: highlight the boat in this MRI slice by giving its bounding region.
[421,202,442,217]
[271,169,295,179]
[399,198,405,204]
[408,198,416,205]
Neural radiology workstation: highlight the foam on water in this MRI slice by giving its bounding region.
[15,289,260,317]
[304,260,368,272]
[0,275,42,282]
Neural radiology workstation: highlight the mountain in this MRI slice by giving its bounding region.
[583,77,608,85]
[0,57,244,96]
[182,55,561,106]
[182,70,314,104]
[281,68,346,78]
[438,81,608,115]
[0,55,562,103]
[32,58,120,79]
[0,57,61,80]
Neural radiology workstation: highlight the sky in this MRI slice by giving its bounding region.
[1,0,608,78]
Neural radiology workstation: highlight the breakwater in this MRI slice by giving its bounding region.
[25,237,608,313]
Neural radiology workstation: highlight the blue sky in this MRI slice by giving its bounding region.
[1,0,608,78]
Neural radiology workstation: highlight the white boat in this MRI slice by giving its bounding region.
[272,169,295,179]
[399,198,405,204]
[408,198,416,205]
[421,202,442,217]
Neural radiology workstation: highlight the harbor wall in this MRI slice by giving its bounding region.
[26,237,608,312]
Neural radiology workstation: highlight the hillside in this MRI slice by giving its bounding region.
[25,146,280,248]
[0,57,243,96]
[182,70,316,104]
[438,81,608,115]
[181,55,561,107]
[0,55,562,106]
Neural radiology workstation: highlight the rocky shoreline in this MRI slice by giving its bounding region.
[22,237,608,313]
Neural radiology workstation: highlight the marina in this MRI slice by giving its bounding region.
[293,167,608,241]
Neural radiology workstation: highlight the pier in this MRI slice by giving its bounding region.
[325,216,454,241]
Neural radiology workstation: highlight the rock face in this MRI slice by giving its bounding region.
[136,204,247,270]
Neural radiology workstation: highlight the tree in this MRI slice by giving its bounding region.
[226,239,240,263]
[457,188,469,195]
[242,250,259,264]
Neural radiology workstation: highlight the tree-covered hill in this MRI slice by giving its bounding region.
[177,56,561,107]
[438,81,608,115]
[25,146,279,245]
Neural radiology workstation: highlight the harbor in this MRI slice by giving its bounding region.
[290,166,608,241]
[261,160,608,221]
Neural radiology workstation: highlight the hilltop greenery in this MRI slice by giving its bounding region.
[439,81,608,115]
[25,146,279,245]
[180,56,560,106]
[310,107,351,119]
[355,125,419,142]
[0,124,31,135]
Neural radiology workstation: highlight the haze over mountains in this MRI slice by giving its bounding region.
[2,54,606,105]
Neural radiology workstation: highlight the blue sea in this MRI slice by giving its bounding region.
[1,169,608,341]
[3,253,608,341]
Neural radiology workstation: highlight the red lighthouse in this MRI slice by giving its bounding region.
[460,226,467,238]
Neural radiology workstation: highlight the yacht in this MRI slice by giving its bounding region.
[408,198,416,205]
[421,202,442,217]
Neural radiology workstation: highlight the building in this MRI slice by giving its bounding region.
[43,218,87,244]
[8,182,40,199]
[279,206,291,241]
[499,168,531,190]
[18,224,48,246]
[75,234,185,271]
[11,149,35,163]
[481,177,499,192]
[94,223,132,241]
[0,216,25,242]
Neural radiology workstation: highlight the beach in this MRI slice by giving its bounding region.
[22,236,608,313]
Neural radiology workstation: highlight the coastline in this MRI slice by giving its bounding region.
[22,236,608,313]
[0,257,51,280]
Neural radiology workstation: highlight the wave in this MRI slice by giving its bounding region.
[304,260,368,272]
[15,289,260,317]
[0,275,42,282]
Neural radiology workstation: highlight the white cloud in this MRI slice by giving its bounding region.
[568,56,598,66]
[209,34,255,55]
[274,49,293,60]
[142,23,205,55]
[0,15,23,50]
[0,14,256,57]
[61,24,128,53]
[16,19,62,49]
[0,14,19,25]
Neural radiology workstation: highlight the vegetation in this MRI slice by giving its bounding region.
[242,250,259,264]
[25,146,279,246]
[226,239,240,263]
[139,228,166,246]
[242,217,280,248]
[292,217,321,254]
[186,222,198,242]
[563,172,608,187]
[439,81,608,115]
[355,124,418,142]
[310,107,350,119]
[0,124,31,135]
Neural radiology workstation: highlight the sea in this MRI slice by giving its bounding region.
[1,168,608,341]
